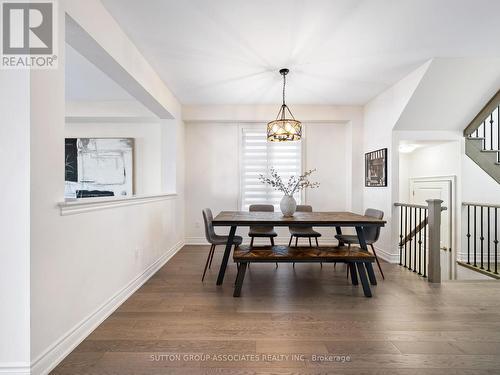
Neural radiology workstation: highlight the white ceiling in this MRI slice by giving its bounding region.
[65,43,134,101]
[99,0,500,105]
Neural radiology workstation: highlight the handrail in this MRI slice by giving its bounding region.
[394,199,444,282]
[463,89,500,136]
[399,217,428,246]
[394,202,447,211]
[462,202,500,209]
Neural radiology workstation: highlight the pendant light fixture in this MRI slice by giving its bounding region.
[267,68,302,142]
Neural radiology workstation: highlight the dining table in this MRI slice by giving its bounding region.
[211,210,386,287]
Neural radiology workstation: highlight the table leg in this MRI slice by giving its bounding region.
[365,262,377,285]
[335,226,344,246]
[216,225,236,285]
[355,226,368,251]
[233,262,247,297]
[356,262,372,297]
[348,263,358,285]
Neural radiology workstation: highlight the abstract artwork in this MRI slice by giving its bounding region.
[365,148,387,187]
[65,138,134,199]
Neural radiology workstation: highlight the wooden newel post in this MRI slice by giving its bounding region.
[426,199,443,283]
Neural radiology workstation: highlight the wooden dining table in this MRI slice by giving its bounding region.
[212,211,386,289]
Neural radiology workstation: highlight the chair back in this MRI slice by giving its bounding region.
[202,208,217,243]
[296,205,312,212]
[290,205,313,230]
[249,204,274,213]
[364,208,384,242]
[249,204,274,230]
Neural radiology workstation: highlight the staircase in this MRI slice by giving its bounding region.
[464,90,500,183]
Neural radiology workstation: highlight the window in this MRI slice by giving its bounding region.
[240,127,302,210]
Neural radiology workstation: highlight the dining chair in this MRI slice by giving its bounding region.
[288,205,322,247]
[335,208,385,279]
[248,204,278,246]
[288,205,322,268]
[202,208,243,282]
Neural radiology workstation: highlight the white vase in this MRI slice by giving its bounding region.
[280,194,297,217]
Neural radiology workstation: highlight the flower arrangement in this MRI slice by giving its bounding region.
[258,168,320,196]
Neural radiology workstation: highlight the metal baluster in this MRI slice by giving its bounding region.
[490,114,494,150]
[423,208,427,277]
[480,206,484,269]
[498,106,500,163]
[413,206,417,272]
[399,206,403,265]
[488,207,491,272]
[466,205,471,264]
[418,208,422,275]
[409,207,413,271]
[474,205,477,267]
[495,207,498,275]
[404,206,408,268]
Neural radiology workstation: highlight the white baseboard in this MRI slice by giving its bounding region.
[0,363,30,374]
[457,251,497,263]
[31,240,184,375]
[372,246,399,264]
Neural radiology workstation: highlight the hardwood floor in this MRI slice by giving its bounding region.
[52,245,500,374]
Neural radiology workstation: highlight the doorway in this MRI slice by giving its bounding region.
[409,176,456,280]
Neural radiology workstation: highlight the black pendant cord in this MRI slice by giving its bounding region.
[282,72,286,106]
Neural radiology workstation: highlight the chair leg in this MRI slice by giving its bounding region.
[315,237,319,247]
[308,237,312,247]
[202,244,214,281]
[275,262,278,268]
[250,237,254,247]
[288,235,293,246]
[270,237,275,246]
[208,244,216,269]
[295,237,298,247]
[370,244,385,280]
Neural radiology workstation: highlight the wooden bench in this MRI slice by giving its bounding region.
[233,245,377,297]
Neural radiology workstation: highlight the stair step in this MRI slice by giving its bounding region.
[466,136,486,140]
[480,149,500,154]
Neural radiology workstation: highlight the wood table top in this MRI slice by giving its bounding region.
[212,211,386,227]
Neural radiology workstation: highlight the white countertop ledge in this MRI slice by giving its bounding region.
[58,193,178,216]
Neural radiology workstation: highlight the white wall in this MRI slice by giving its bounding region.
[183,105,364,212]
[362,61,430,262]
[184,121,349,244]
[398,153,410,202]
[65,121,163,195]
[462,144,500,205]
[460,139,500,264]
[398,141,461,201]
[0,70,31,372]
[28,3,186,374]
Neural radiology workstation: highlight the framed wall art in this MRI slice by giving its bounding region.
[365,148,387,187]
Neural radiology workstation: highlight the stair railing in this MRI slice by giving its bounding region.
[464,89,500,163]
[461,202,500,279]
[394,200,446,283]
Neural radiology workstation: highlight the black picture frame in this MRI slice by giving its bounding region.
[365,148,387,187]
